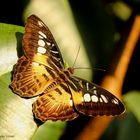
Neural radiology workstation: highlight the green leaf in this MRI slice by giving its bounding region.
[102,112,140,140]
[0,23,24,76]
[31,121,66,140]
[0,72,37,140]
[0,23,39,140]
[117,112,140,140]
[124,91,140,122]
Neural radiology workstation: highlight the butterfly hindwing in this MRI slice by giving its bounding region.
[69,77,125,116]
[32,82,79,121]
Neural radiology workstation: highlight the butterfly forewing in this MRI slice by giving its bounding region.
[23,15,64,69]
[69,77,125,116]
[11,56,58,97]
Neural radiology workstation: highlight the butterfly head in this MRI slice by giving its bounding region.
[67,67,74,75]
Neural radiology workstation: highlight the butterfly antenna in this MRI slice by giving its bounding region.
[72,46,106,72]
[74,67,106,72]
[72,46,80,68]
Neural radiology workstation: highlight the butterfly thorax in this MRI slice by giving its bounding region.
[64,67,74,75]
[44,67,74,92]
[59,67,74,81]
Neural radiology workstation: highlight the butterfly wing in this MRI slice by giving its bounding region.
[23,14,64,69]
[32,82,79,121]
[11,56,58,97]
[69,76,125,116]
[11,15,64,97]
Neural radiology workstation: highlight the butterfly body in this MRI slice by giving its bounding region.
[10,15,125,121]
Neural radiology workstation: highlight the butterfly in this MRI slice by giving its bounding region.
[10,15,125,121]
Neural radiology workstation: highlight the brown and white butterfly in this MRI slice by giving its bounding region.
[10,15,125,121]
